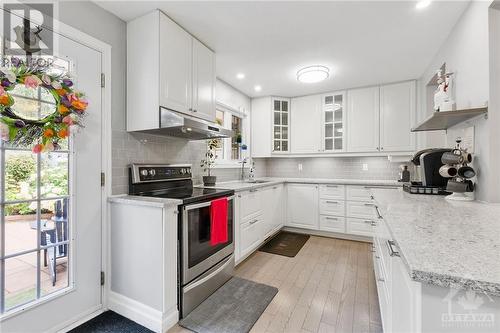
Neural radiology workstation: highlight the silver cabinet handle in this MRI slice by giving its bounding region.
[363,220,373,224]
[387,240,400,257]
[326,200,339,204]
[250,219,259,225]
[272,186,278,189]
[365,220,377,226]
[325,217,338,220]
[326,185,338,188]
[375,206,382,219]
[377,277,385,282]
[364,203,375,207]
[193,109,198,112]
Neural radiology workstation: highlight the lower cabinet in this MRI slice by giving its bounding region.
[319,215,345,233]
[236,184,285,263]
[286,183,319,229]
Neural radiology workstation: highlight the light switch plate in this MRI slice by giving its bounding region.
[298,163,303,172]
[362,163,369,171]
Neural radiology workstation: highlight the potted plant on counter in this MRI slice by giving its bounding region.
[200,139,218,186]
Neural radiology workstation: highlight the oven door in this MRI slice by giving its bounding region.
[182,196,234,284]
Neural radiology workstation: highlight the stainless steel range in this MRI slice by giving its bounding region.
[129,164,235,317]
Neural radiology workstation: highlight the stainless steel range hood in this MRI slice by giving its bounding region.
[141,108,233,140]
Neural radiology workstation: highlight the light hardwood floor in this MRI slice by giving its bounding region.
[169,236,382,333]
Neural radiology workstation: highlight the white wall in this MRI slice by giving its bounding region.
[417,1,493,201]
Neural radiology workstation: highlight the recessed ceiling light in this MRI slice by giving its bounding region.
[236,73,245,79]
[415,0,431,10]
[297,65,330,83]
[254,85,262,92]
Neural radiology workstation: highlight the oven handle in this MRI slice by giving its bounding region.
[183,255,234,293]
[184,195,235,211]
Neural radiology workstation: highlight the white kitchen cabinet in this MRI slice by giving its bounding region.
[322,92,346,152]
[346,217,375,237]
[272,97,291,153]
[380,81,416,152]
[239,189,263,221]
[239,215,264,259]
[290,94,322,154]
[251,97,272,157]
[346,186,373,202]
[158,12,192,116]
[319,184,345,200]
[347,86,380,152]
[346,201,378,220]
[319,215,346,233]
[127,10,216,132]
[191,38,216,121]
[286,184,319,229]
[262,184,285,238]
[319,199,345,216]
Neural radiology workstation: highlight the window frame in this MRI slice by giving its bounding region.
[213,102,247,168]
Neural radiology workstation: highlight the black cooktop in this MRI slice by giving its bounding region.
[138,187,234,205]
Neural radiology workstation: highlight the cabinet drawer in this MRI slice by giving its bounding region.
[320,215,345,233]
[319,184,345,199]
[239,190,263,221]
[346,186,373,202]
[347,217,375,237]
[346,201,377,219]
[240,215,263,258]
[319,199,345,216]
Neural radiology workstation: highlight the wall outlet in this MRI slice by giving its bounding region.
[362,163,369,171]
[298,163,303,172]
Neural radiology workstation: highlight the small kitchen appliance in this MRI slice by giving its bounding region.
[440,139,476,201]
[404,148,452,195]
[129,164,235,318]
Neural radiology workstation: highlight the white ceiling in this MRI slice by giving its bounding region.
[96,1,470,98]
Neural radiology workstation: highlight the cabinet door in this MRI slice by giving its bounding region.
[159,13,192,114]
[391,254,417,333]
[251,97,272,158]
[260,187,275,239]
[239,190,263,222]
[347,87,380,152]
[272,185,284,231]
[192,38,216,121]
[286,184,319,229]
[380,81,416,152]
[346,217,375,237]
[322,92,346,152]
[290,95,322,154]
[346,186,373,202]
[239,216,263,259]
[272,98,290,153]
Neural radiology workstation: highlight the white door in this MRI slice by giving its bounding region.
[347,86,380,152]
[192,39,215,121]
[290,95,322,154]
[159,12,192,115]
[380,81,416,152]
[1,28,104,332]
[286,184,319,229]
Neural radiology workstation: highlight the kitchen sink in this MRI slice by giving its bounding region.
[245,180,270,184]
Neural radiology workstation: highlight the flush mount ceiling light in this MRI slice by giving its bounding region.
[416,0,431,10]
[236,73,245,79]
[254,85,262,92]
[297,65,330,83]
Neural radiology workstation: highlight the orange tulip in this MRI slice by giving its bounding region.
[43,128,54,138]
[0,94,9,105]
[57,128,69,139]
[56,88,67,96]
[58,104,69,114]
[71,99,88,111]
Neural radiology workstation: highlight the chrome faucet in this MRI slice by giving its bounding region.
[240,158,248,180]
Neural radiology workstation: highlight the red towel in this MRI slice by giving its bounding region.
[210,197,228,246]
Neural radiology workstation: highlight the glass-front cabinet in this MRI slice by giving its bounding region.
[272,97,290,153]
[322,92,346,152]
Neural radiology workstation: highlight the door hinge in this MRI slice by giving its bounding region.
[101,73,105,88]
[101,172,105,187]
[100,271,105,286]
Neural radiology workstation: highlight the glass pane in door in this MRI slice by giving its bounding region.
[325,124,333,138]
[334,139,343,150]
[4,252,38,311]
[274,112,281,125]
[325,139,333,151]
[281,101,288,112]
[274,100,281,111]
[281,112,288,125]
[334,109,343,122]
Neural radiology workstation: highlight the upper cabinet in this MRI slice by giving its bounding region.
[379,81,416,152]
[322,92,346,152]
[127,10,216,132]
[290,95,322,154]
[272,97,290,153]
[251,97,272,158]
[347,86,380,152]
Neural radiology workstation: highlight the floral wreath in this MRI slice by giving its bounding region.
[0,57,88,153]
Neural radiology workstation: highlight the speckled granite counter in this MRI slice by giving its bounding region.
[199,177,401,192]
[371,188,500,296]
[108,195,182,208]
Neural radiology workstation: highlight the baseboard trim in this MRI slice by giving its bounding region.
[52,305,104,333]
[108,291,178,333]
[283,226,372,243]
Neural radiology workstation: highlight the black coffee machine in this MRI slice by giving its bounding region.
[404,148,452,195]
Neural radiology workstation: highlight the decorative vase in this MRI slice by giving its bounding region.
[203,176,217,186]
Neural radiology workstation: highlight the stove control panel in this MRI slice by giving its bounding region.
[130,164,192,183]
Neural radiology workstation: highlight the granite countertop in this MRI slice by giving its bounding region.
[108,195,182,208]
[199,177,402,192]
[371,188,500,296]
